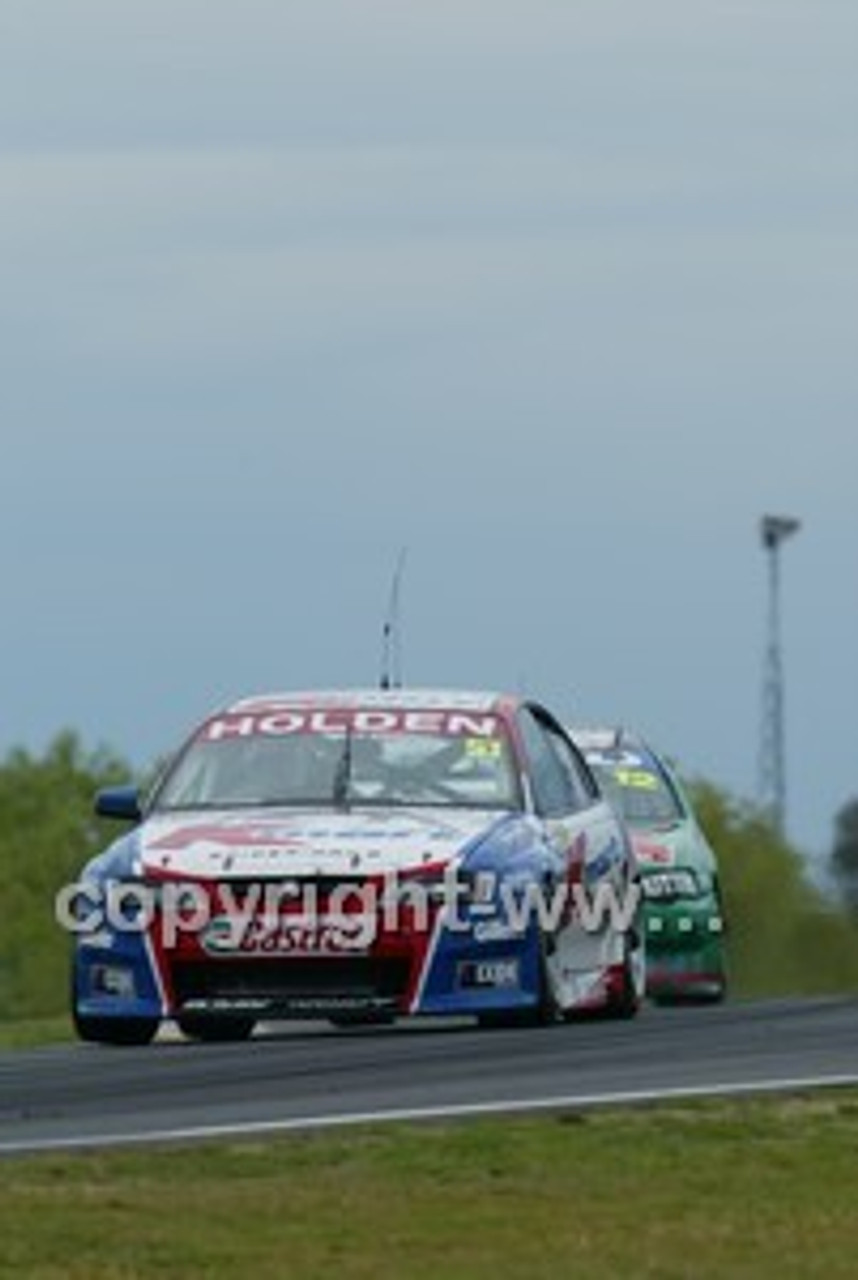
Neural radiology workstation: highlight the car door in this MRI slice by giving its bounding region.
[515,705,635,1002]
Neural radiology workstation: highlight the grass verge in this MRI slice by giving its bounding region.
[0,1015,74,1050]
[3,1091,858,1278]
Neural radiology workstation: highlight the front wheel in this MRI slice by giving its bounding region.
[651,974,727,1007]
[73,1012,159,1046]
[176,1015,256,1042]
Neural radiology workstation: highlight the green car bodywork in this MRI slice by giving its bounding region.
[571,727,727,1003]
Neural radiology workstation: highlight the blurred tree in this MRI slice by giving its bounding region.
[689,780,858,996]
[0,732,134,1020]
[829,797,858,914]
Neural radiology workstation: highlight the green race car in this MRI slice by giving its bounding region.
[570,726,727,1004]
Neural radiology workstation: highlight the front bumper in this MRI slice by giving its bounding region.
[642,898,726,998]
[72,909,548,1024]
[72,930,167,1023]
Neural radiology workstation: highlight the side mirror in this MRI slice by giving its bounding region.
[94,786,142,822]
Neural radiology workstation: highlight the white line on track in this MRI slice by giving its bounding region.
[4,1071,858,1156]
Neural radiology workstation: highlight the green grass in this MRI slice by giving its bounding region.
[0,1014,74,1050]
[3,1092,858,1278]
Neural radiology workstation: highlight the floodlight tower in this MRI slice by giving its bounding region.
[758,514,801,834]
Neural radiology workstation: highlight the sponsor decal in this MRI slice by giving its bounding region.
[472,920,521,942]
[634,838,675,866]
[464,737,502,758]
[458,958,520,989]
[182,997,271,1013]
[201,913,376,955]
[612,767,659,790]
[149,823,307,852]
[201,710,501,741]
[641,869,698,900]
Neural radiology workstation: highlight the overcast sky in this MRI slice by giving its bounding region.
[0,1,855,865]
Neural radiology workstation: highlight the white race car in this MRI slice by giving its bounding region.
[68,689,645,1043]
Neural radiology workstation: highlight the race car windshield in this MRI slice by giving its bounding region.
[153,727,520,812]
[590,761,683,826]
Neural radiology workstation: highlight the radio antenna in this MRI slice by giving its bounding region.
[380,548,407,690]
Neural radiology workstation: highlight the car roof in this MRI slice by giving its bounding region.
[225,688,510,716]
[568,725,646,754]
[569,724,683,774]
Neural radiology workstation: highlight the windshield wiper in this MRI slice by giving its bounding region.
[332,725,353,811]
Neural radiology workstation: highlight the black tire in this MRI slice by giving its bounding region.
[533,937,562,1025]
[73,1012,159,1046]
[477,1006,536,1029]
[176,1015,256,1042]
[652,980,727,1008]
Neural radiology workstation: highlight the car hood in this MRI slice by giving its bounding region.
[136,807,509,880]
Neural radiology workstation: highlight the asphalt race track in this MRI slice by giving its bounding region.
[2,996,858,1154]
